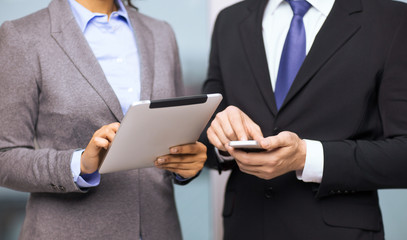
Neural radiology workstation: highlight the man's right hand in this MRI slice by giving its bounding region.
[207,106,263,151]
[80,122,120,174]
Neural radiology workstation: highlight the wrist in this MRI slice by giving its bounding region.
[80,152,94,175]
[296,139,307,171]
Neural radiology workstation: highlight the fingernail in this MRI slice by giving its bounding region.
[170,148,179,154]
[157,158,165,165]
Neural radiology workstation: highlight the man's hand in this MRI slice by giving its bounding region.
[155,142,207,179]
[226,131,306,180]
[81,122,120,174]
[207,106,263,151]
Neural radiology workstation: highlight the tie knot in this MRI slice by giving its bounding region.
[286,0,311,17]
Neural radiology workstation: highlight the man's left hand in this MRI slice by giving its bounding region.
[155,142,207,179]
[226,131,306,180]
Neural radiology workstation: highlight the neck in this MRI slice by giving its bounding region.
[75,0,118,15]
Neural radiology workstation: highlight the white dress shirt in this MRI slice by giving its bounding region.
[216,0,335,184]
[263,0,335,183]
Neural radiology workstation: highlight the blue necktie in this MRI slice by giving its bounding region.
[275,0,311,110]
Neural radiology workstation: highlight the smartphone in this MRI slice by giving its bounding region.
[228,140,266,152]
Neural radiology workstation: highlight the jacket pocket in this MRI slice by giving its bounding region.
[321,198,382,231]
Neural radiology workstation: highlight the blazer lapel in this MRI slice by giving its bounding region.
[281,0,363,110]
[126,7,154,101]
[48,0,124,121]
[240,0,278,116]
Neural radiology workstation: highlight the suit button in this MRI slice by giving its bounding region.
[264,187,273,199]
[273,127,281,135]
[58,186,66,192]
[50,183,58,191]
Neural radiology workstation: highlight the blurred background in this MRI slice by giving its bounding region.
[1,0,407,239]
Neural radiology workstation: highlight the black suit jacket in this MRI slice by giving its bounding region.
[201,0,407,239]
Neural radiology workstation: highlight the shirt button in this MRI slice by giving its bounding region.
[116,58,123,63]
[264,187,273,199]
[128,88,134,93]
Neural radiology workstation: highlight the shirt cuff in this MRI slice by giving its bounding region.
[173,173,191,182]
[296,139,324,183]
[214,147,234,162]
[71,149,100,188]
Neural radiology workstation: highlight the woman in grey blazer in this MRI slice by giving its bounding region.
[0,0,206,239]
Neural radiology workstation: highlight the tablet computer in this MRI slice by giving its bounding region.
[99,93,222,174]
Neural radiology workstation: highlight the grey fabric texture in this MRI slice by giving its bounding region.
[0,0,184,239]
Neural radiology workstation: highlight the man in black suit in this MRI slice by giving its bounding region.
[201,0,407,239]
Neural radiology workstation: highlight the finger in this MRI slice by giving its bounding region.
[156,154,206,165]
[94,123,119,140]
[207,127,227,151]
[226,145,267,166]
[211,116,234,144]
[156,162,202,170]
[259,132,293,150]
[93,137,110,150]
[216,109,240,141]
[234,159,264,176]
[241,113,263,141]
[108,122,120,132]
[225,106,248,141]
[170,142,207,155]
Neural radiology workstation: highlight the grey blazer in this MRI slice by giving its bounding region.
[0,0,184,239]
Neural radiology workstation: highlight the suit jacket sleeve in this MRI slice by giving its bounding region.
[318,16,407,198]
[0,21,82,194]
[200,13,235,172]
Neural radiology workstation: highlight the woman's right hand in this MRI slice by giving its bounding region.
[80,122,120,174]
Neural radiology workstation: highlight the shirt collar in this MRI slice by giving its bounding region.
[68,0,130,33]
[267,0,335,17]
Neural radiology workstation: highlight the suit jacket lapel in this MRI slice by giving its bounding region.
[48,0,124,121]
[126,7,154,101]
[240,0,278,116]
[281,0,363,110]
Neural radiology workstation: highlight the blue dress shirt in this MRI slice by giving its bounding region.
[68,0,140,188]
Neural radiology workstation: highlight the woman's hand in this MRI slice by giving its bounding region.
[81,122,120,174]
[155,142,207,179]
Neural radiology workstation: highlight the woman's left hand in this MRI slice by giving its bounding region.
[154,142,207,179]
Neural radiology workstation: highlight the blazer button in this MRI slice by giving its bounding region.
[273,127,281,135]
[50,183,58,191]
[58,186,66,192]
[264,187,273,199]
